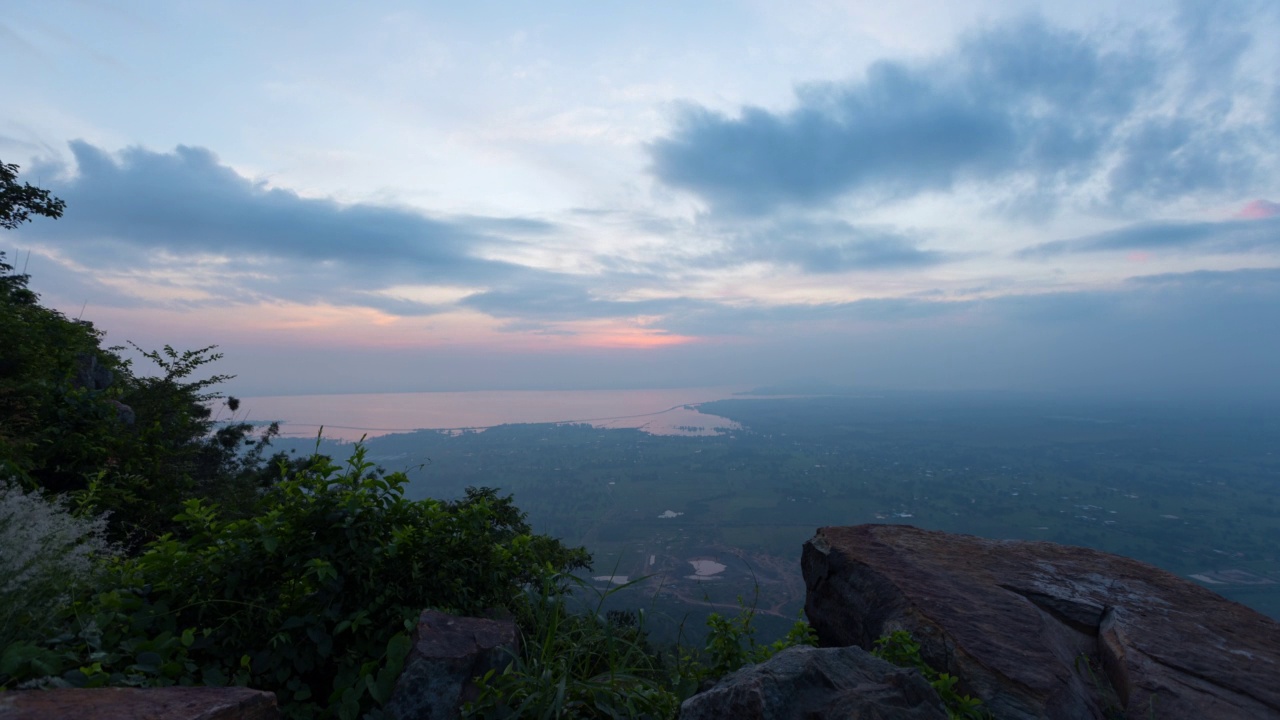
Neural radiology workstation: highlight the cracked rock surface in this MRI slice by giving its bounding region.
[679,645,948,720]
[803,524,1280,720]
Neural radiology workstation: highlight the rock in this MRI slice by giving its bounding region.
[108,399,135,425]
[72,353,114,392]
[803,524,1280,720]
[385,610,519,720]
[0,686,278,719]
[679,645,948,720]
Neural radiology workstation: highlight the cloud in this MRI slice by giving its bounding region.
[1018,215,1280,258]
[15,141,569,314]
[11,145,714,329]
[209,264,1280,399]
[655,263,1280,347]
[649,14,1278,215]
[458,255,964,336]
[459,275,690,323]
[34,142,502,273]
[647,293,970,340]
[707,218,948,273]
[16,141,945,333]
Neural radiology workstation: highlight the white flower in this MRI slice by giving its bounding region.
[0,478,118,647]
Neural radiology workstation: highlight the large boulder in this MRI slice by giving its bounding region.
[0,687,278,720]
[803,524,1280,719]
[385,610,519,720]
[679,645,947,720]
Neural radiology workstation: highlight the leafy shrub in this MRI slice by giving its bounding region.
[684,601,817,686]
[873,630,989,720]
[0,253,122,493]
[0,478,117,679]
[467,583,818,720]
[9,446,588,719]
[466,576,680,720]
[101,343,283,537]
[0,253,281,546]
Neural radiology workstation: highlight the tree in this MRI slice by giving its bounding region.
[0,250,120,491]
[0,162,278,544]
[0,162,595,719]
[1,160,65,230]
[0,163,96,487]
[0,161,62,304]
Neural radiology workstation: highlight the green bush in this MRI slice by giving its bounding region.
[873,630,989,720]
[1,162,816,719]
[0,252,281,546]
[466,576,680,720]
[0,253,123,492]
[466,584,818,720]
[9,446,588,719]
[681,600,817,687]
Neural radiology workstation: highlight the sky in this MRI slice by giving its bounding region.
[3,0,1279,400]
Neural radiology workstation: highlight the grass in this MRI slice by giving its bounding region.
[464,573,680,720]
[872,631,991,720]
[463,571,818,720]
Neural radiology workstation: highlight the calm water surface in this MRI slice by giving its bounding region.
[237,387,748,441]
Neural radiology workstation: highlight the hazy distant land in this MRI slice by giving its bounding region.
[259,391,1280,635]
[238,387,749,441]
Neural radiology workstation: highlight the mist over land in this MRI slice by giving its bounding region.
[256,387,1280,635]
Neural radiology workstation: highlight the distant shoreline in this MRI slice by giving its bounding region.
[232,387,749,442]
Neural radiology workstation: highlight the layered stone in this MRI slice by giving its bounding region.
[803,524,1280,719]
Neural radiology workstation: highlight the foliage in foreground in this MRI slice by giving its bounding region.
[2,162,287,547]
[0,161,977,719]
[3,447,589,720]
[467,577,678,720]
[683,599,818,687]
[873,630,990,720]
[0,249,281,546]
[0,479,118,656]
[0,163,594,717]
[465,582,818,720]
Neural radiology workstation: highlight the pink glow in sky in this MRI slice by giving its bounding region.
[1237,199,1280,219]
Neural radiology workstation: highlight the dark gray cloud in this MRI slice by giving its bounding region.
[584,210,953,276]
[14,141,574,315]
[460,275,694,324]
[456,216,951,328]
[9,144,688,324]
[649,14,1277,215]
[31,141,497,275]
[17,141,948,327]
[723,218,947,273]
[1019,216,1280,258]
[21,142,763,328]
[657,295,967,339]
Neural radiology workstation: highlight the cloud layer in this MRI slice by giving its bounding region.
[37,142,511,276]
[1021,215,1280,258]
[650,14,1279,216]
[23,142,572,316]
[7,3,1280,400]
